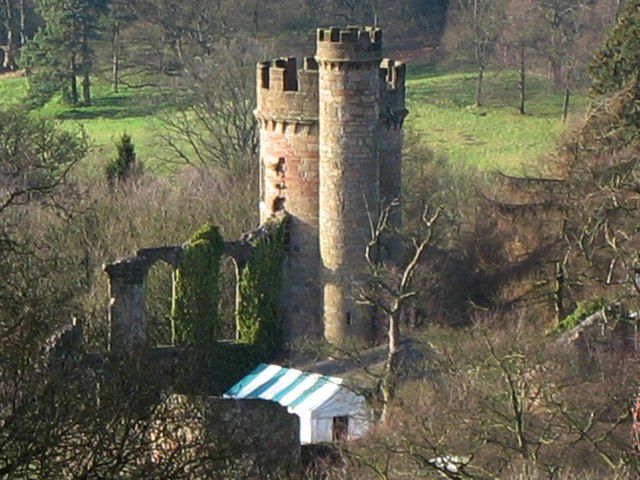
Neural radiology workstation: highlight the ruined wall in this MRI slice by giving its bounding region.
[256,57,322,338]
[155,395,300,476]
[104,247,182,355]
[317,27,382,343]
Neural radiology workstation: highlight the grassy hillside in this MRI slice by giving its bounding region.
[406,66,590,175]
[0,67,589,176]
[0,76,165,176]
[40,83,164,176]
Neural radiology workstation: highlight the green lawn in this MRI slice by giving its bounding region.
[0,77,168,176]
[0,76,28,106]
[0,66,589,177]
[405,66,590,174]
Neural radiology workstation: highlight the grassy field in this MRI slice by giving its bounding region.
[405,66,590,174]
[0,76,167,176]
[0,67,589,176]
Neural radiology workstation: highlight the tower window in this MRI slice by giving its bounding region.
[272,196,286,213]
[346,312,352,326]
[275,157,286,175]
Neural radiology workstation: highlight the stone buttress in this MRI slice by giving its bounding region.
[379,59,407,262]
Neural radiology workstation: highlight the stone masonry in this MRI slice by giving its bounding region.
[153,395,300,476]
[256,26,407,344]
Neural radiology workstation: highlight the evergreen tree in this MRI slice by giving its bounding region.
[590,0,640,134]
[590,0,640,96]
[21,0,107,107]
[105,133,142,187]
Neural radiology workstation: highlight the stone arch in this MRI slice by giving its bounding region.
[217,255,241,339]
[104,246,182,355]
[105,242,254,355]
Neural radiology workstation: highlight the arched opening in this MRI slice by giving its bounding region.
[145,261,175,346]
[217,256,239,340]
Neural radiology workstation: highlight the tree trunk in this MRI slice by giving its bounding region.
[252,0,259,34]
[551,58,562,90]
[70,56,78,105]
[112,21,120,93]
[554,260,565,324]
[475,65,484,107]
[81,27,91,105]
[2,42,16,71]
[518,42,526,115]
[2,0,17,70]
[562,70,571,124]
[82,71,91,106]
[380,307,401,424]
[18,0,25,47]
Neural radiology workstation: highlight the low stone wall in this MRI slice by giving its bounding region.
[154,395,300,477]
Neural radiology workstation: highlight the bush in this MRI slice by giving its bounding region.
[105,133,143,187]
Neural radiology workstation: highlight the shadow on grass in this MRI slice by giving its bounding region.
[407,60,438,79]
[54,94,161,120]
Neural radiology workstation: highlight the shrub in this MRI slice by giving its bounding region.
[105,133,143,187]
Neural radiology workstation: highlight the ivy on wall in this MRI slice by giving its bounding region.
[172,223,225,350]
[171,217,288,393]
[237,216,288,359]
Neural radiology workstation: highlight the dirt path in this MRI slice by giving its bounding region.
[0,69,26,79]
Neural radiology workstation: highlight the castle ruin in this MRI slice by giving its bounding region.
[256,26,407,344]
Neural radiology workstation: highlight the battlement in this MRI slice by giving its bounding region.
[316,26,382,62]
[256,57,319,125]
[379,59,406,92]
[379,59,408,127]
[257,57,318,92]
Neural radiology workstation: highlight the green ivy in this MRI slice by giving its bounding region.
[237,216,288,359]
[553,297,609,334]
[172,223,225,350]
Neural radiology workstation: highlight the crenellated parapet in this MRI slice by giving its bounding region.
[380,59,408,129]
[316,26,382,65]
[255,56,318,130]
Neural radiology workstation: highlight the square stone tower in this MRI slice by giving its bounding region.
[255,26,407,344]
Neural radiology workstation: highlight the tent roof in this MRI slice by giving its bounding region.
[224,363,360,415]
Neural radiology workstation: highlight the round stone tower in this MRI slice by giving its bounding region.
[316,27,383,343]
[255,56,322,338]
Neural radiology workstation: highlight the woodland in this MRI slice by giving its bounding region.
[0,0,639,478]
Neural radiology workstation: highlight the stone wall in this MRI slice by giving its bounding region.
[104,246,182,355]
[379,59,407,262]
[155,395,301,477]
[256,56,322,339]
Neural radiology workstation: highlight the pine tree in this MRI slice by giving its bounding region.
[590,0,640,134]
[105,133,142,187]
[21,0,107,107]
[590,0,640,96]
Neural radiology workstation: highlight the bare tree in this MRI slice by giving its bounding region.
[322,320,636,480]
[156,51,258,173]
[500,0,545,114]
[358,202,441,424]
[443,0,506,106]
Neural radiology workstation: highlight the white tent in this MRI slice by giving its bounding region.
[224,363,371,444]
